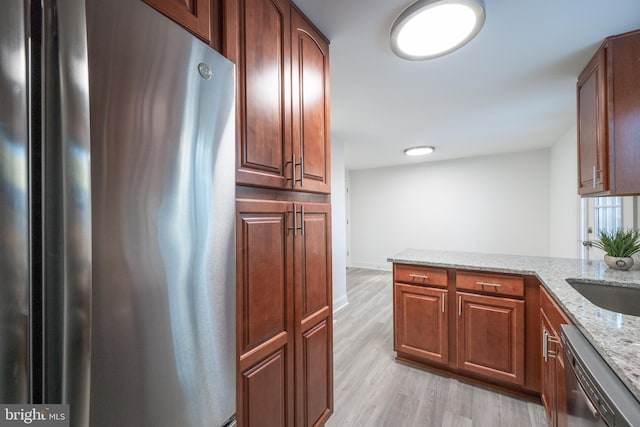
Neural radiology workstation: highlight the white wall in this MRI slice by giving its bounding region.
[549,126,580,258]
[331,138,348,312]
[349,149,551,269]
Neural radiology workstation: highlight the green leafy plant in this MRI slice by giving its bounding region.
[591,228,640,257]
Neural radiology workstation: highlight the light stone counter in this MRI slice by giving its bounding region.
[387,248,640,401]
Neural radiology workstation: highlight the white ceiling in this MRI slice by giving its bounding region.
[292,0,640,170]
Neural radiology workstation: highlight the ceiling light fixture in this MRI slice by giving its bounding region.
[404,146,435,156]
[390,0,486,60]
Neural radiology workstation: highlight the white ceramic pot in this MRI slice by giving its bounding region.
[604,255,634,271]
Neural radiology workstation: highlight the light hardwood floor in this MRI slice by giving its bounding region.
[327,268,548,427]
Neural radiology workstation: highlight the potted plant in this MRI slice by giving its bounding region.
[591,228,640,271]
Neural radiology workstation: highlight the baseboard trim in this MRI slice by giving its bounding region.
[333,295,349,314]
[349,261,392,271]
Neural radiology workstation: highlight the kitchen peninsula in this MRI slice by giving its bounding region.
[387,249,640,404]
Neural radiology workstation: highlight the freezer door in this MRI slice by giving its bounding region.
[0,0,30,404]
[85,0,236,426]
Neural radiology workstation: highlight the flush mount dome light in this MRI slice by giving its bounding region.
[390,0,486,60]
[404,146,435,156]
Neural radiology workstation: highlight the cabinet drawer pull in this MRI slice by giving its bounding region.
[409,273,429,279]
[543,330,560,361]
[476,281,502,287]
[458,295,462,316]
[442,294,445,313]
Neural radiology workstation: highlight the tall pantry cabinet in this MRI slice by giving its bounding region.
[225,0,332,425]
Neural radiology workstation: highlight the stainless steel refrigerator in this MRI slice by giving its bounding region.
[0,0,236,426]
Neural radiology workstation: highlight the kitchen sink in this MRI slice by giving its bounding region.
[565,279,640,316]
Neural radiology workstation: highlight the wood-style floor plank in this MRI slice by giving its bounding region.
[327,268,548,427]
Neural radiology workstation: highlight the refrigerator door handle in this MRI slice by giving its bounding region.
[42,0,92,424]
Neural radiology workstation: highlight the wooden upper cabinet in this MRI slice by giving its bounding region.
[577,29,640,196]
[577,47,607,195]
[291,9,331,194]
[143,0,214,43]
[233,0,292,189]
[230,1,330,193]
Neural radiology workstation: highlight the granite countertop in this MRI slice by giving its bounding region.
[387,248,640,401]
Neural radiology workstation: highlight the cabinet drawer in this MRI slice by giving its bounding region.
[394,264,448,288]
[456,271,524,298]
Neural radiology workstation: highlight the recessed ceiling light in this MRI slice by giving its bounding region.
[390,0,486,60]
[404,146,435,156]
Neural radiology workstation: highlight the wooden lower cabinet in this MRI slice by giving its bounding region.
[541,313,554,421]
[237,198,294,426]
[394,283,448,364]
[295,202,333,427]
[391,263,579,423]
[392,264,535,394]
[540,287,571,427]
[457,292,525,386]
[241,348,290,427]
[237,196,332,427]
[298,318,332,426]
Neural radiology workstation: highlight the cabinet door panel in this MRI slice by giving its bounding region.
[556,352,568,427]
[300,319,331,427]
[236,0,292,189]
[237,204,290,352]
[295,202,332,426]
[540,287,572,427]
[242,349,289,427]
[143,0,212,42]
[237,199,295,427]
[291,11,330,193]
[457,292,525,385]
[394,283,448,364]
[577,49,607,195]
[300,205,330,317]
[609,34,640,194]
[541,311,557,426]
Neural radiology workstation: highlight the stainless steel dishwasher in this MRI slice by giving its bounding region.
[561,325,640,427]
